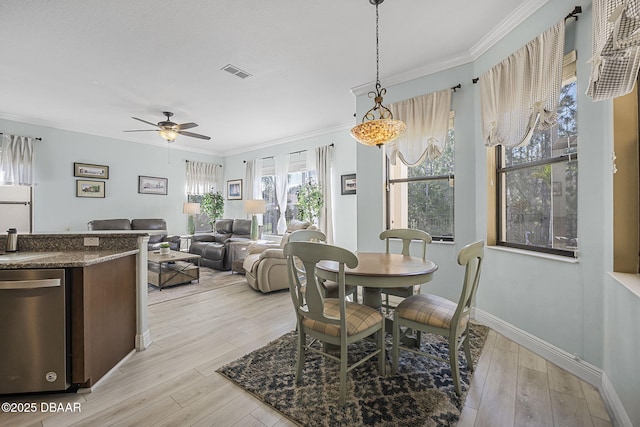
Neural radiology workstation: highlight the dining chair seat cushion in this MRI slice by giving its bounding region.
[302,299,383,337]
[396,293,468,330]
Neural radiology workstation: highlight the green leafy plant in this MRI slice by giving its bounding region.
[297,180,323,224]
[159,242,170,248]
[200,191,225,226]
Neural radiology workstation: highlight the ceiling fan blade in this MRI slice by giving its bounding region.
[177,122,198,130]
[178,130,211,140]
[123,129,158,132]
[131,117,160,127]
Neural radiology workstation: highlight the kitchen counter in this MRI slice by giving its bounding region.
[0,249,139,269]
[0,232,153,354]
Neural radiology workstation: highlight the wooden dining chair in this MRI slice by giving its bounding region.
[391,240,484,395]
[284,241,385,405]
[288,230,359,302]
[379,228,432,311]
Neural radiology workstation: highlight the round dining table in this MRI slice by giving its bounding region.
[316,252,438,310]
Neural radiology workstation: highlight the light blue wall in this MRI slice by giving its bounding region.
[0,118,223,234]
[353,0,639,423]
[222,128,358,250]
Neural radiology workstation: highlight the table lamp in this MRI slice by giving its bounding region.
[244,199,266,240]
[183,202,201,235]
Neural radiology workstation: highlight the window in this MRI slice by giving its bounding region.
[260,153,316,235]
[386,116,455,241]
[496,81,578,256]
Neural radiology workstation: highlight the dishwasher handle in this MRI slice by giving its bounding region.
[0,278,61,290]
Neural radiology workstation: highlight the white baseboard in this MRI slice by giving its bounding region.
[472,308,602,387]
[472,307,635,426]
[601,373,634,427]
[135,329,152,351]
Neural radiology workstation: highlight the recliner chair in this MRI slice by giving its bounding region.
[243,220,317,293]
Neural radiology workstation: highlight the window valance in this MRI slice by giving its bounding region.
[185,160,221,195]
[0,134,34,185]
[480,21,565,147]
[387,88,452,166]
[587,0,640,101]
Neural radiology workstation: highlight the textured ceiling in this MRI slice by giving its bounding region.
[0,0,545,156]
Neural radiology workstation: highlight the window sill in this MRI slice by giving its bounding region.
[487,245,579,263]
[609,272,640,299]
[431,239,455,245]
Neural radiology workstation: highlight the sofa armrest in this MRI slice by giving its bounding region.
[192,234,215,243]
[259,248,285,260]
[247,243,279,255]
[164,235,181,244]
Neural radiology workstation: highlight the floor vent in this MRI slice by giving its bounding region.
[221,64,252,79]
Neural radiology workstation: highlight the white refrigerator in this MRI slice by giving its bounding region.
[0,185,32,233]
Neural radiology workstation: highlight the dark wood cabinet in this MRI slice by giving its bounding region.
[70,255,136,388]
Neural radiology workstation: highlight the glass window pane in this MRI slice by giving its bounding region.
[389,178,454,239]
[505,82,577,167]
[503,160,577,250]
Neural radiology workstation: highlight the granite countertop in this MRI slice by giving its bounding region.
[0,249,140,269]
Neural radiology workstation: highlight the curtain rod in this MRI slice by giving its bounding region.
[185,160,222,167]
[471,5,582,84]
[0,132,42,141]
[243,143,334,163]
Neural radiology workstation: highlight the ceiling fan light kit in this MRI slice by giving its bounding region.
[124,111,211,143]
[350,0,406,147]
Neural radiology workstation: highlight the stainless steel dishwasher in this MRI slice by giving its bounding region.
[0,269,70,394]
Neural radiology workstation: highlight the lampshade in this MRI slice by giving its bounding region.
[350,118,406,147]
[159,128,178,142]
[182,202,201,215]
[244,199,266,215]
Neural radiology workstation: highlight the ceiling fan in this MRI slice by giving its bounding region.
[124,111,211,142]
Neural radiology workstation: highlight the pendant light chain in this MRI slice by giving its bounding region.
[375,2,380,86]
[350,0,406,147]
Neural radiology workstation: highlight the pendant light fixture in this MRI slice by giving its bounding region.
[350,0,406,147]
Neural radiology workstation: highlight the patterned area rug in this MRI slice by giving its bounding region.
[217,324,489,427]
[147,267,247,305]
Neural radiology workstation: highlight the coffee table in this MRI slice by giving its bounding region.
[148,250,201,290]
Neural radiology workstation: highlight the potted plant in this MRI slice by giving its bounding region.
[297,180,323,225]
[200,191,225,229]
[159,242,171,255]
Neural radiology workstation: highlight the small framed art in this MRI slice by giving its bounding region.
[138,175,168,195]
[74,162,109,179]
[76,180,105,198]
[341,174,356,195]
[227,179,243,200]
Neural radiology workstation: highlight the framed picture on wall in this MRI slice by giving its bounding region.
[74,162,109,179]
[341,174,356,195]
[76,180,105,198]
[227,179,243,200]
[138,175,168,195]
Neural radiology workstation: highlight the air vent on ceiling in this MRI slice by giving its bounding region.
[221,64,252,79]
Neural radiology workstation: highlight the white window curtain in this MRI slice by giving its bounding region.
[185,161,221,194]
[314,145,334,244]
[0,134,34,185]
[387,88,452,166]
[587,0,640,101]
[274,154,290,234]
[480,21,565,147]
[244,158,262,200]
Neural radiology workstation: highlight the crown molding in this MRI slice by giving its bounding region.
[351,52,473,97]
[351,0,550,97]
[469,0,551,59]
[220,121,355,157]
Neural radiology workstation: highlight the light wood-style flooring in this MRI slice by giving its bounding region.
[0,282,612,427]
